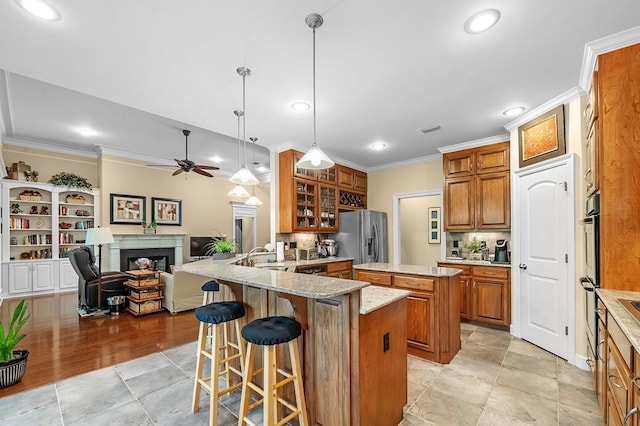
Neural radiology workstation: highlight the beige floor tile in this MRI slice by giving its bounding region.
[502,350,558,379]
[407,355,445,387]
[460,328,473,344]
[407,380,427,406]
[399,411,436,426]
[508,338,558,360]
[558,358,594,389]
[496,365,559,401]
[465,329,512,350]
[409,388,484,426]
[476,407,536,426]
[559,403,604,426]
[458,341,507,365]
[558,381,601,414]
[447,353,501,383]
[485,384,559,424]
[460,322,478,332]
[429,368,492,407]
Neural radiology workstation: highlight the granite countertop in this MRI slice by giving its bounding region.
[180,260,367,299]
[597,289,640,352]
[437,258,512,268]
[360,286,410,314]
[252,256,354,270]
[354,263,462,277]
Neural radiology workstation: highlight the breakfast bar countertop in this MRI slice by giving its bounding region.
[354,262,463,277]
[437,258,512,268]
[360,285,410,314]
[180,260,368,299]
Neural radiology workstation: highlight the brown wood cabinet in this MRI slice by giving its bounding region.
[583,68,600,196]
[607,312,633,425]
[338,165,367,193]
[326,260,353,279]
[354,268,460,363]
[443,141,510,231]
[438,263,510,327]
[596,44,640,291]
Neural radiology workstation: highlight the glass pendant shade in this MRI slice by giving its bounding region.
[245,194,263,206]
[296,143,334,170]
[229,166,259,185]
[228,184,251,197]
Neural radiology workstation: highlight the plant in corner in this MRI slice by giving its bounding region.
[464,238,483,260]
[0,299,31,388]
[48,172,93,190]
[204,238,238,260]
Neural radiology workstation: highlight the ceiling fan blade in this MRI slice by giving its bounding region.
[193,168,214,178]
[172,168,184,176]
[194,165,220,170]
[175,159,188,167]
[146,164,179,168]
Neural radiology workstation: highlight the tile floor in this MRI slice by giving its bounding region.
[0,322,602,425]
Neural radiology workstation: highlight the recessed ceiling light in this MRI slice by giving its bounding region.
[74,126,99,137]
[15,0,61,21]
[290,102,311,112]
[503,106,526,117]
[464,9,500,34]
[255,165,269,173]
[209,155,224,163]
[370,142,387,151]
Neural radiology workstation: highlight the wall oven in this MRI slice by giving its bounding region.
[580,192,600,357]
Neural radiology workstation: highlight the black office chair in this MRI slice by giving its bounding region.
[68,246,129,310]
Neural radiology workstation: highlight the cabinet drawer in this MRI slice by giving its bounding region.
[356,270,391,286]
[326,261,352,273]
[438,263,471,277]
[608,313,633,367]
[393,275,435,292]
[608,336,631,421]
[472,266,508,280]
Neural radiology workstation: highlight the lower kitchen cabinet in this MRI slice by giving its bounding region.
[5,261,54,294]
[326,260,353,279]
[406,293,435,355]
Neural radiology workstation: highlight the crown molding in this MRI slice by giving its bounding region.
[437,134,510,154]
[504,86,585,132]
[579,26,640,91]
[3,135,98,158]
[367,153,442,172]
[0,70,12,137]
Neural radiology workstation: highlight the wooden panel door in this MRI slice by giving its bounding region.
[443,149,474,178]
[406,293,435,354]
[337,166,354,188]
[475,142,509,174]
[444,177,474,230]
[460,277,471,319]
[476,172,510,229]
[353,170,367,193]
[472,278,509,326]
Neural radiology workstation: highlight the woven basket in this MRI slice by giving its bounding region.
[66,195,85,204]
[0,350,29,388]
[19,195,41,201]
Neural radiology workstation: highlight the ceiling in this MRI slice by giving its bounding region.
[0,1,638,175]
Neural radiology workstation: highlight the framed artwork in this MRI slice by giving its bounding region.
[428,207,441,244]
[110,194,146,224]
[152,197,182,226]
[518,104,566,168]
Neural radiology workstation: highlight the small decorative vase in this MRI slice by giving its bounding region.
[144,229,156,235]
[469,252,482,261]
[139,264,148,270]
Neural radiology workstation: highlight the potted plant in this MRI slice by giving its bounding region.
[142,220,157,234]
[204,238,238,260]
[48,172,93,190]
[0,299,31,388]
[464,238,483,260]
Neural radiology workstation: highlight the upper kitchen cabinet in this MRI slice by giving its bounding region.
[443,141,510,231]
[583,68,600,196]
[337,165,367,193]
[597,43,640,291]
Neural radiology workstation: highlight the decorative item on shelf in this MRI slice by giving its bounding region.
[23,170,38,182]
[142,220,157,234]
[39,206,49,215]
[75,209,90,216]
[59,222,73,229]
[204,238,238,260]
[0,299,30,389]
[65,194,85,204]
[48,172,92,189]
[465,238,483,260]
[135,257,151,270]
[29,206,38,214]
[18,190,41,201]
[10,237,18,245]
[10,203,22,214]
[8,161,32,181]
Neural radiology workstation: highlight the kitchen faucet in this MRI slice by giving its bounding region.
[242,246,269,267]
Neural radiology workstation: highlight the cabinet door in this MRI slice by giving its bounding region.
[608,338,631,423]
[318,184,338,232]
[444,177,474,230]
[443,150,474,178]
[472,277,509,326]
[32,262,54,291]
[598,318,608,418]
[293,178,318,231]
[476,172,510,229]
[353,170,367,193]
[460,277,471,319]
[317,166,337,184]
[59,259,78,289]
[584,118,599,196]
[406,293,435,354]
[337,166,354,188]
[475,142,509,174]
[292,150,317,180]
[8,263,32,294]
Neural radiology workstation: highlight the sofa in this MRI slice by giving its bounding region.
[160,271,211,313]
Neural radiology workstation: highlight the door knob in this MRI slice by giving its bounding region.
[519,264,527,270]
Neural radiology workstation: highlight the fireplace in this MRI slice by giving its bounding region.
[109,234,185,271]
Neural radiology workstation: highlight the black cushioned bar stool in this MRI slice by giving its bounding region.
[192,281,246,426]
[238,316,308,426]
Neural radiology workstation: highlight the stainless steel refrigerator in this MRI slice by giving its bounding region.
[332,210,388,265]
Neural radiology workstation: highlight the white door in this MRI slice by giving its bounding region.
[519,163,570,358]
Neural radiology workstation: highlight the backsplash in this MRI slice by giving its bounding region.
[446,231,511,259]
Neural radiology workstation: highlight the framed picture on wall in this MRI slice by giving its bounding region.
[428,207,441,244]
[152,197,182,226]
[518,104,566,168]
[110,194,146,224]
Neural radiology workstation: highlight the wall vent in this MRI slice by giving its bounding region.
[418,124,442,134]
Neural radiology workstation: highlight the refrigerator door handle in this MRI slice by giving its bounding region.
[372,222,379,262]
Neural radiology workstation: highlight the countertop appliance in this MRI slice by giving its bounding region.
[298,248,318,260]
[331,210,388,265]
[321,239,339,257]
[495,240,509,263]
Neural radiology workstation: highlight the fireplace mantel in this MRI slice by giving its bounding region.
[109,234,185,271]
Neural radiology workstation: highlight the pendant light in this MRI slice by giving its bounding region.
[228,109,251,197]
[296,13,335,170]
[245,137,263,206]
[229,67,259,185]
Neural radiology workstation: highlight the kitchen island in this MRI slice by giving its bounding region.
[354,263,462,363]
[180,260,409,426]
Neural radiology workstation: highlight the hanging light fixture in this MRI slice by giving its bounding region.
[296,13,335,170]
[245,137,263,206]
[228,109,251,197]
[229,67,259,185]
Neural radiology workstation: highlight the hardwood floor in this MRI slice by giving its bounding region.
[0,291,200,398]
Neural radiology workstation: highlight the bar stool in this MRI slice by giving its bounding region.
[192,281,246,426]
[238,316,308,426]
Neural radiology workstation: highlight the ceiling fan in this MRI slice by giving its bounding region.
[148,129,219,177]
